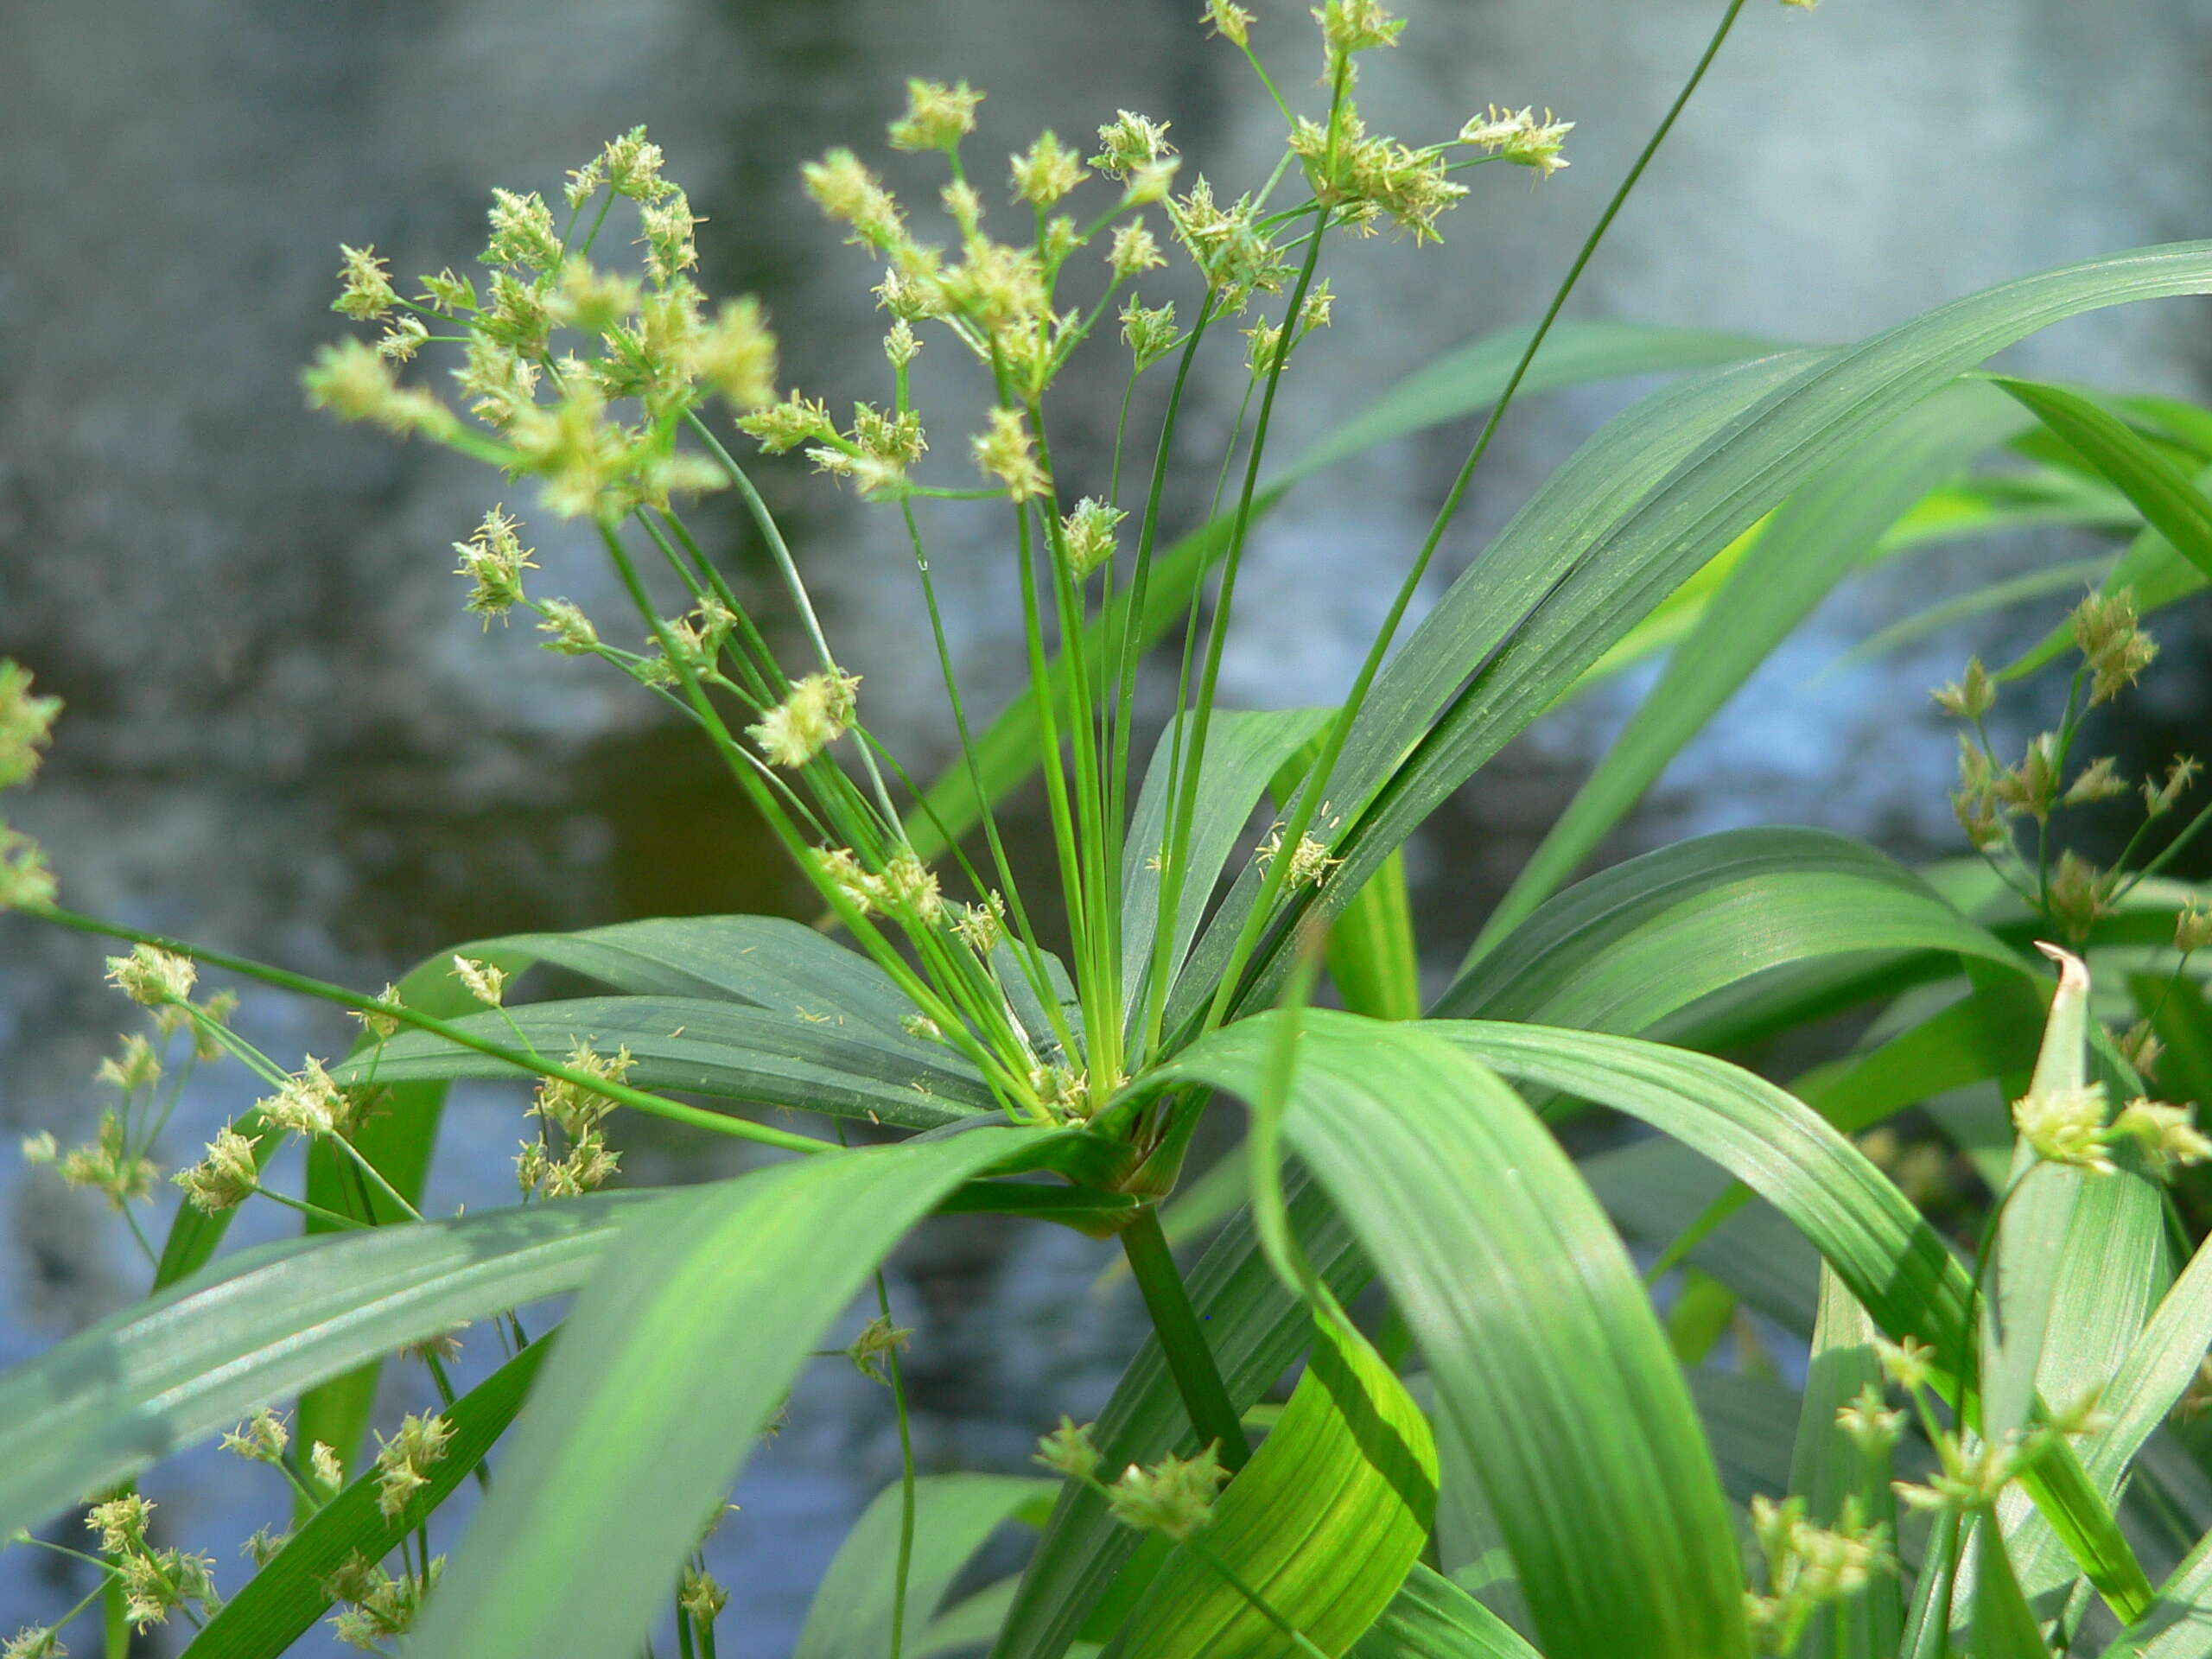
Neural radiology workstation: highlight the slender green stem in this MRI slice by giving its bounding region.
[1120,1207,1251,1471]
[878,1273,918,1659]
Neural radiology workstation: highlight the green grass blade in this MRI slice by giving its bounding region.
[2101,1530,2212,1658]
[1323,850,1421,1021]
[1201,242,2212,1021]
[181,1338,550,1657]
[2002,454,2212,679]
[1350,1564,1541,1659]
[454,912,929,1035]
[0,1193,651,1538]
[1789,1266,1904,1658]
[1993,377,2212,582]
[1432,1016,2157,1623]
[1166,1014,1751,1659]
[1123,709,1332,1027]
[340,995,994,1128]
[909,323,1783,861]
[1971,1511,2056,1659]
[1108,1313,1437,1659]
[1434,826,2017,1027]
[991,1173,1371,1659]
[1480,381,2027,945]
[794,1475,1053,1659]
[405,1125,1049,1659]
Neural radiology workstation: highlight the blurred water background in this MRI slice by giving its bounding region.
[3,0,2211,1647]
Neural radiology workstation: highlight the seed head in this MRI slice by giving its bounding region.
[748,671,861,768]
[2145,754,2201,818]
[1092,112,1176,181]
[3,1625,66,1659]
[1121,298,1180,370]
[694,296,779,410]
[1459,105,1574,179]
[1061,498,1126,579]
[2044,849,2110,944]
[309,1440,344,1491]
[888,79,984,153]
[105,944,196,1008]
[530,1040,637,1140]
[679,1564,729,1624]
[1202,0,1254,45]
[1316,0,1406,61]
[739,391,838,454]
[219,1407,291,1465]
[972,407,1049,499]
[848,1313,913,1384]
[1874,1335,1934,1392]
[485,189,563,271]
[2071,587,2158,705]
[639,189,702,287]
[2179,902,2212,955]
[1033,1415,1103,1481]
[302,338,458,441]
[0,826,56,912]
[452,956,507,1006]
[2014,1078,2113,1173]
[257,1058,355,1141]
[453,505,537,623]
[954,893,1007,954]
[1010,131,1090,209]
[803,149,906,251]
[1834,1383,1904,1456]
[175,1122,263,1215]
[416,267,478,315]
[373,1412,454,1518]
[2062,754,2127,806]
[86,1493,155,1555]
[1108,1446,1227,1541]
[95,1034,163,1096]
[2113,1097,2212,1179]
[1096,223,1161,285]
[1929,657,1995,721]
[333,244,398,321]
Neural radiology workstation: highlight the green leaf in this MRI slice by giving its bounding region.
[1351,1565,1541,1659]
[457,912,928,1034]
[1479,381,2029,944]
[1431,1016,2155,1623]
[182,1338,550,1657]
[1169,348,1827,1029]
[1433,1021,1973,1389]
[1787,1267,1904,1659]
[795,1474,1054,1659]
[1993,378,2212,584]
[0,1192,650,1538]
[911,321,1781,861]
[2103,1530,2212,1658]
[405,1126,1049,1659]
[1433,827,2018,1029]
[1206,242,2212,1019]
[1970,1511,2056,1659]
[2003,454,2212,680]
[1123,708,1332,1027]
[1109,1313,1437,1659]
[339,995,993,1128]
[1166,1012,1750,1659]
[993,1173,1372,1659]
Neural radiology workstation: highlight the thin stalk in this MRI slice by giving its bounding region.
[1119,1207,1251,1471]
[1204,0,1758,1032]
[683,410,901,824]
[878,1272,918,1659]
[1164,207,1333,1044]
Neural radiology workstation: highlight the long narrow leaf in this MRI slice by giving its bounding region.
[405,1126,1050,1659]
[1166,1013,1750,1659]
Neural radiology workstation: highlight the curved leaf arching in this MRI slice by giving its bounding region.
[1164,1013,1749,1659]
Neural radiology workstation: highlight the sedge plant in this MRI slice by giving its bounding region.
[10,1,2212,1656]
